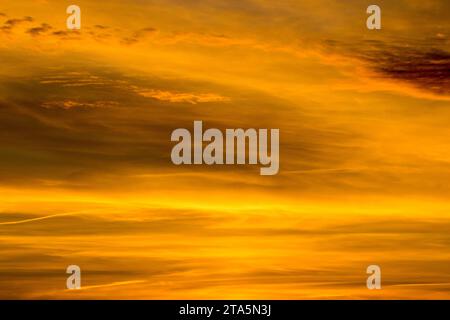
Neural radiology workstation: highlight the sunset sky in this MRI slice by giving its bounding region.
[0,0,449,299]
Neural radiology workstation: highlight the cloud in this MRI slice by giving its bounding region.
[1,0,450,300]
[1,205,450,299]
[41,100,119,109]
[46,30,81,41]
[0,212,79,226]
[27,23,52,36]
[372,48,450,96]
[4,16,33,26]
[121,27,157,45]
[94,25,109,30]
[136,89,230,104]
[0,16,33,32]
[321,38,450,97]
[73,280,148,291]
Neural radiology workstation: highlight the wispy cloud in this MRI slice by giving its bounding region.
[1,0,450,300]
[136,89,230,104]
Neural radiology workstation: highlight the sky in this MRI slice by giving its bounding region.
[0,0,449,299]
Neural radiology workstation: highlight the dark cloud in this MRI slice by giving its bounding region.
[5,16,34,27]
[0,14,116,44]
[0,16,33,32]
[358,41,450,96]
[27,23,52,36]
[52,30,68,36]
[0,64,284,187]
[375,48,450,95]
[0,55,448,197]
[51,30,80,38]
[322,38,450,96]
[121,27,157,45]
[50,29,82,40]
[5,16,33,25]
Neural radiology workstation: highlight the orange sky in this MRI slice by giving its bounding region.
[0,0,449,299]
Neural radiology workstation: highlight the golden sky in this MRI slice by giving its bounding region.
[0,0,449,299]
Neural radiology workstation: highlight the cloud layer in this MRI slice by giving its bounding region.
[0,0,449,299]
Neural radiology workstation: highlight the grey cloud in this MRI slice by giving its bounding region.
[27,23,52,36]
[322,38,450,96]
